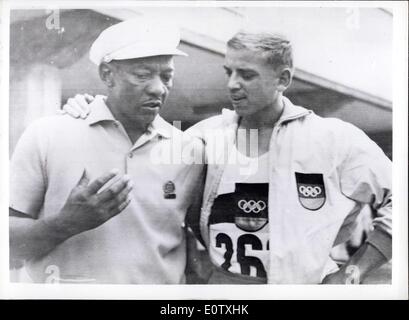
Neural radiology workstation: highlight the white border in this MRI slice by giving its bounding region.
[0,0,11,301]
[1,0,407,300]
[391,0,409,298]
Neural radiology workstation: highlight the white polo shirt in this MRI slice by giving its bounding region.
[10,96,204,284]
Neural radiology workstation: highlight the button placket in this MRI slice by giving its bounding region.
[125,151,133,173]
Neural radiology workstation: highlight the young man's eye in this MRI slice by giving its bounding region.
[241,72,256,80]
[223,67,232,77]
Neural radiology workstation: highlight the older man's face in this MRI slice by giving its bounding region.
[109,55,174,125]
[224,48,281,117]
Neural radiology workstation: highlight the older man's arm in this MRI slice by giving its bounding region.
[10,209,74,264]
[10,170,133,262]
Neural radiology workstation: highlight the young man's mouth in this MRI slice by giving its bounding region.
[231,96,247,103]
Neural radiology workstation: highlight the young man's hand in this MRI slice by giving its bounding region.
[321,242,388,285]
[47,169,133,237]
[321,269,350,284]
[61,93,95,118]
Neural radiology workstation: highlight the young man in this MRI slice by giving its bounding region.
[64,31,392,284]
[10,19,204,284]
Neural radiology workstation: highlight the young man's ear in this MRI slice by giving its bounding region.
[99,62,115,88]
[277,68,293,92]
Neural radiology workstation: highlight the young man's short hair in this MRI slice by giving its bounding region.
[227,31,294,72]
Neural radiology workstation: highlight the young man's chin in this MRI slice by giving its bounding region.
[233,104,251,116]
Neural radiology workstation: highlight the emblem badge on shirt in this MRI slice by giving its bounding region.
[295,172,326,211]
[163,181,176,199]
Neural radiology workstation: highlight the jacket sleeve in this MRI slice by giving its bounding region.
[339,124,392,260]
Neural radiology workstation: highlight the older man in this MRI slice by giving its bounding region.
[64,31,392,284]
[9,19,204,284]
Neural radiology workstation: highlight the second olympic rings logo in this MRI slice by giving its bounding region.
[298,185,322,198]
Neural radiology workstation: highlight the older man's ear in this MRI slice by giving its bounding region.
[99,62,116,88]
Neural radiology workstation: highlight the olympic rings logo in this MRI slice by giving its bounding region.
[238,200,266,214]
[298,185,322,198]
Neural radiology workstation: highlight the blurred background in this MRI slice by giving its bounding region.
[9,6,392,283]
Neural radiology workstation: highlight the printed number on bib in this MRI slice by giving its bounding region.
[215,232,267,278]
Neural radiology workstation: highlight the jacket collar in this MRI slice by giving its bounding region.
[221,96,311,127]
[85,96,171,139]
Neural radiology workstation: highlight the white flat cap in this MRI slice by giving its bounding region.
[89,18,187,65]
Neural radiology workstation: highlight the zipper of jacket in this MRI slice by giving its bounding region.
[266,112,309,283]
[267,121,281,283]
[201,121,238,247]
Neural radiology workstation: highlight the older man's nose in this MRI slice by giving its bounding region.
[146,76,167,97]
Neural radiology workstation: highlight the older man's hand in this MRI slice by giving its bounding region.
[46,169,133,237]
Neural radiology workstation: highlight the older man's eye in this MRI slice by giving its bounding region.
[131,72,151,79]
[161,74,173,83]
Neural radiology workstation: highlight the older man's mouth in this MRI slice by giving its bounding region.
[141,101,162,114]
[142,101,162,109]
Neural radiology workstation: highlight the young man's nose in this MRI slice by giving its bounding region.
[227,73,242,91]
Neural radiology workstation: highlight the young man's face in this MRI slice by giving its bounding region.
[224,48,282,117]
[109,55,175,125]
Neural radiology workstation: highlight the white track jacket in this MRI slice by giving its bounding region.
[187,97,392,284]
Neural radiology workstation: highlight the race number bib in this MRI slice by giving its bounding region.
[208,183,269,278]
